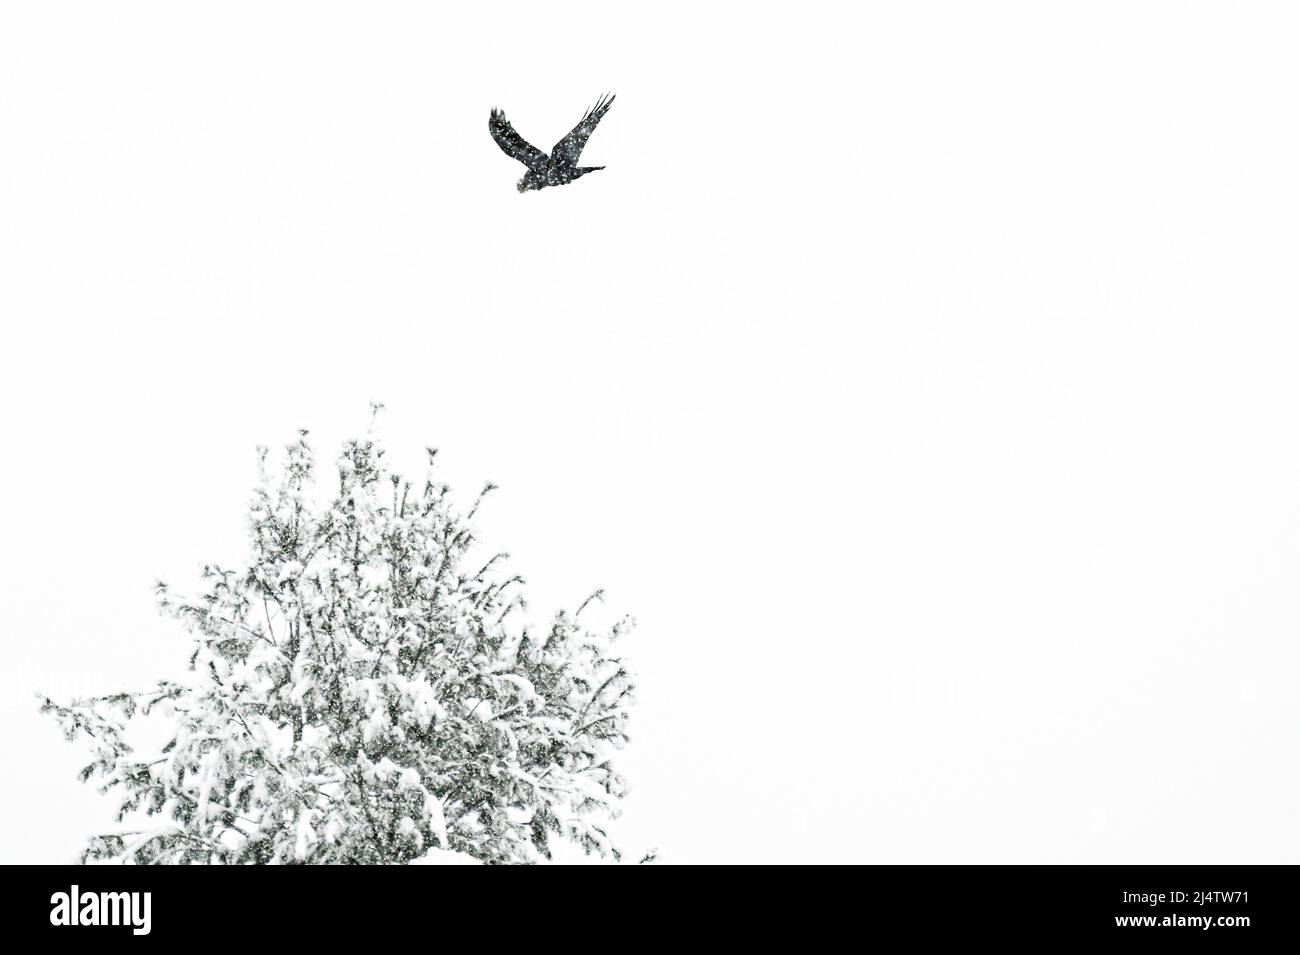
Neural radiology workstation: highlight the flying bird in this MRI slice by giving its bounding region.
[489,94,615,193]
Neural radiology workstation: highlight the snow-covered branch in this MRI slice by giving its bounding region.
[43,422,638,864]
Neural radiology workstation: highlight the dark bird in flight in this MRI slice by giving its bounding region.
[489,94,615,193]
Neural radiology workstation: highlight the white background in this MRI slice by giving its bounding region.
[2,1,1298,863]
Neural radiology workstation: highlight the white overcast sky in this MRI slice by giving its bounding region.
[2,2,1299,864]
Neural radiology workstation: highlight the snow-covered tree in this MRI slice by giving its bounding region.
[42,418,637,864]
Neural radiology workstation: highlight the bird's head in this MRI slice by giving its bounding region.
[517,172,542,193]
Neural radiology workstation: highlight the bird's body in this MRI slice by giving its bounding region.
[489,94,615,193]
[517,163,606,192]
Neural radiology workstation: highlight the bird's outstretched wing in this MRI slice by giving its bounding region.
[489,109,549,172]
[550,93,615,169]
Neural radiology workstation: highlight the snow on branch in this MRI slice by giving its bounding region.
[43,419,638,864]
